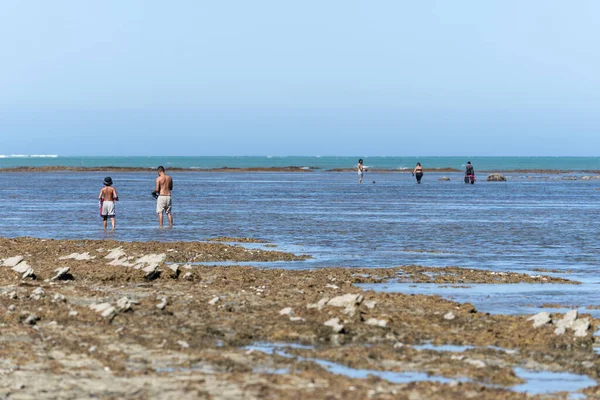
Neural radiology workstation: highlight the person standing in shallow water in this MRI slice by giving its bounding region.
[465,161,475,184]
[412,162,423,184]
[99,177,118,230]
[153,166,173,227]
[357,159,365,184]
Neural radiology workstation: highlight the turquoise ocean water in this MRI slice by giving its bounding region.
[2,155,600,170]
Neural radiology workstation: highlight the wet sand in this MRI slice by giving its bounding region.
[1,237,598,399]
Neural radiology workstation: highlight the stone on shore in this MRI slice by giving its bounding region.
[279,307,294,316]
[21,268,36,280]
[23,314,40,325]
[156,297,168,310]
[324,318,344,333]
[444,312,456,320]
[2,256,24,267]
[438,177,450,181]
[365,318,387,328]
[553,310,578,335]
[51,267,73,281]
[29,287,45,300]
[527,312,551,328]
[487,173,506,182]
[12,261,32,274]
[327,294,364,308]
[572,318,590,337]
[209,296,220,305]
[307,297,329,311]
[58,252,95,261]
[90,303,116,318]
[168,264,180,279]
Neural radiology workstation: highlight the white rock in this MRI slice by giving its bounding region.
[168,264,180,278]
[177,340,190,349]
[289,316,305,322]
[572,318,590,337]
[52,293,67,303]
[554,310,578,335]
[29,287,45,300]
[142,264,160,280]
[363,300,377,309]
[444,312,456,320]
[156,297,168,310]
[90,302,116,318]
[327,294,364,308]
[12,261,32,274]
[324,317,344,333]
[6,291,18,299]
[21,268,36,280]
[51,267,72,281]
[527,312,551,328]
[465,358,486,368]
[3,256,24,267]
[279,307,294,316]
[23,314,39,325]
[209,296,220,305]
[134,254,166,269]
[365,318,387,328]
[104,247,126,260]
[307,297,330,311]
[116,297,134,311]
[325,284,339,290]
[58,252,95,261]
[181,264,193,270]
[182,272,193,280]
[68,310,78,317]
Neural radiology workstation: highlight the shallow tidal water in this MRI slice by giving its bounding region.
[1,171,600,314]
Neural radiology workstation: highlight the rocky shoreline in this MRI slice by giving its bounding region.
[1,237,599,399]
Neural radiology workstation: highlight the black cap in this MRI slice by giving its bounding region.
[104,177,113,186]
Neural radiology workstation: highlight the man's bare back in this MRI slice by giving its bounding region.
[99,186,118,201]
[155,174,173,196]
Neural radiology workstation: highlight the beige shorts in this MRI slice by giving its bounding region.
[156,196,172,214]
[101,201,115,217]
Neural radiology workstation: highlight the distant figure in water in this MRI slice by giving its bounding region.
[153,166,174,227]
[465,161,476,184]
[357,159,365,184]
[412,162,423,184]
[99,177,118,230]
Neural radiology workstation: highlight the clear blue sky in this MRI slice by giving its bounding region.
[1,1,599,156]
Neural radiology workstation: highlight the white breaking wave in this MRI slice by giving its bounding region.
[0,154,58,158]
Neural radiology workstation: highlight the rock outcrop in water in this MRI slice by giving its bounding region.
[487,173,506,182]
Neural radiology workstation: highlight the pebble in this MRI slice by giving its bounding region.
[68,310,78,317]
[572,318,590,337]
[279,307,294,316]
[209,296,220,305]
[21,268,36,280]
[182,272,193,281]
[156,297,168,310]
[177,340,190,349]
[8,305,16,312]
[443,312,455,320]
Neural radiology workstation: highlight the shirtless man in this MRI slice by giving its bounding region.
[98,177,118,230]
[153,166,173,227]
